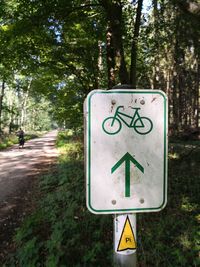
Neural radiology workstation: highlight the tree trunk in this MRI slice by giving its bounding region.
[196,61,200,128]
[130,0,143,88]
[96,40,103,89]
[152,0,160,89]
[20,79,32,129]
[0,80,5,134]
[106,26,116,88]
[20,90,29,129]
[100,0,129,86]
[178,68,185,128]
[172,71,179,132]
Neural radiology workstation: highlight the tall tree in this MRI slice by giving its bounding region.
[130,0,143,87]
[100,0,129,87]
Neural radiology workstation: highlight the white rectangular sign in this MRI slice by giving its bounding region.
[85,89,168,214]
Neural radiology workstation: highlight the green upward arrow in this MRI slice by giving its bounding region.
[111,152,144,197]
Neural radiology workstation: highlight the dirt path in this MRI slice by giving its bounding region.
[0,130,59,263]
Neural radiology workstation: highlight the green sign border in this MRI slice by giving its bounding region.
[86,90,168,214]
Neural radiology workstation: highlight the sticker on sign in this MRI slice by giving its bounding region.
[84,89,168,214]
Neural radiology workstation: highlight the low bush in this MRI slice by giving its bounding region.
[0,135,18,149]
[0,131,46,150]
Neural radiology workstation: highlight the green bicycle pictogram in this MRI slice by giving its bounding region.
[102,106,153,135]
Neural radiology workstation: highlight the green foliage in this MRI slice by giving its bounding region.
[0,134,17,149]
[0,0,107,132]
[0,73,54,134]
[0,132,44,150]
[137,141,200,267]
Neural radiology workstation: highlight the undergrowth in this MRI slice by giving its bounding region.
[4,132,199,267]
[0,131,46,150]
[0,134,18,149]
[137,140,200,267]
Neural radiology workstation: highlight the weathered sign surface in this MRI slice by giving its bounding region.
[85,89,168,214]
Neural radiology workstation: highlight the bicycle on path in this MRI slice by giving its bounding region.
[102,105,153,135]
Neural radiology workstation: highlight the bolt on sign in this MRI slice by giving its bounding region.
[84,89,168,214]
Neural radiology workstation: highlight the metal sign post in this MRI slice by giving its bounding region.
[112,86,137,267]
[84,88,168,266]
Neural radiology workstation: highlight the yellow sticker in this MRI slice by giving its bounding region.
[117,216,136,251]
